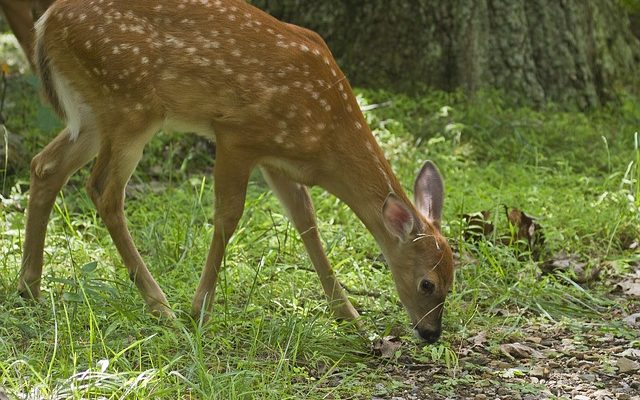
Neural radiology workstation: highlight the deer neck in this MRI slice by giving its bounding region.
[321,127,414,260]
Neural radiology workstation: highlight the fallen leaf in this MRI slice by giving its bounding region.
[616,357,640,373]
[622,312,640,327]
[529,365,550,378]
[505,207,545,244]
[467,331,488,347]
[615,271,640,297]
[526,336,543,344]
[500,343,544,360]
[619,283,640,296]
[372,336,402,359]
[540,252,600,283]
[462,211,494,241]
[504,206,545,259]
[617,349,640,360]
[592,390,616,398]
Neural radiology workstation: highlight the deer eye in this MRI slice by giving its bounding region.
[420,279,435,295]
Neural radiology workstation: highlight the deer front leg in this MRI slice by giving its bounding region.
[86,128,172,318]
[260,167,360,322]
[191,148,253,321]
[20,128,99,299]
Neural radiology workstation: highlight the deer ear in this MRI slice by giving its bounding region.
[414,161,445,229]
[382,193,415,241]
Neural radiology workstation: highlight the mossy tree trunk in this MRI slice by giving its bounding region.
[252,0,640,108]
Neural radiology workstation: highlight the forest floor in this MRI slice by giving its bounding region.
[1,42,639,399]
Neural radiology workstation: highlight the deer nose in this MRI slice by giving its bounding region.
[415,327,441,343]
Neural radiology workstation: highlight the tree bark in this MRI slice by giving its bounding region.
[252,0,640,108]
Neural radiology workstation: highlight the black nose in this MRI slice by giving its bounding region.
[416,328,441,343]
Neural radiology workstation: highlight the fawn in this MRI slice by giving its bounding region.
[18,0,454,343]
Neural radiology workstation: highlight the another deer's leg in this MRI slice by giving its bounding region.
[260,167,360,321]
[191,146,253,320]
[19,128,99,299]
[0,0,37,68]
[86,124,172,317]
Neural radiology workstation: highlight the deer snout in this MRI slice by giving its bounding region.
[414,324,442,343]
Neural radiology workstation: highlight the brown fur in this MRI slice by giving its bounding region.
[35,31,66,119]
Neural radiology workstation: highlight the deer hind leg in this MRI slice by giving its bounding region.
[85,121,173,318]
[260,167,360,322]
[192,143,254,321]
[19,128,99,298]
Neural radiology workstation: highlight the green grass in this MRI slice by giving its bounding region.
[1,65,639,398]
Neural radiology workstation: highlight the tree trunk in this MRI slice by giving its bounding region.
[252,0,640,109]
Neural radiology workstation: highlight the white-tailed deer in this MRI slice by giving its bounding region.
[19,0,454,343]
[0,0,53,68]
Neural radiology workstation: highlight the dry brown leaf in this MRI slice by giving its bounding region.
[500,343,544,360]
[617,349,640,360]
[503,206,545,260]
[616,279,640,297]
[462,211,494,241]
[372,336,402,359]
[467,331,488,348]
[529,365,550,378]
[526,336,543,344]
[622,312,640,327]
[540,252,600,283]
[505,207,545,246]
